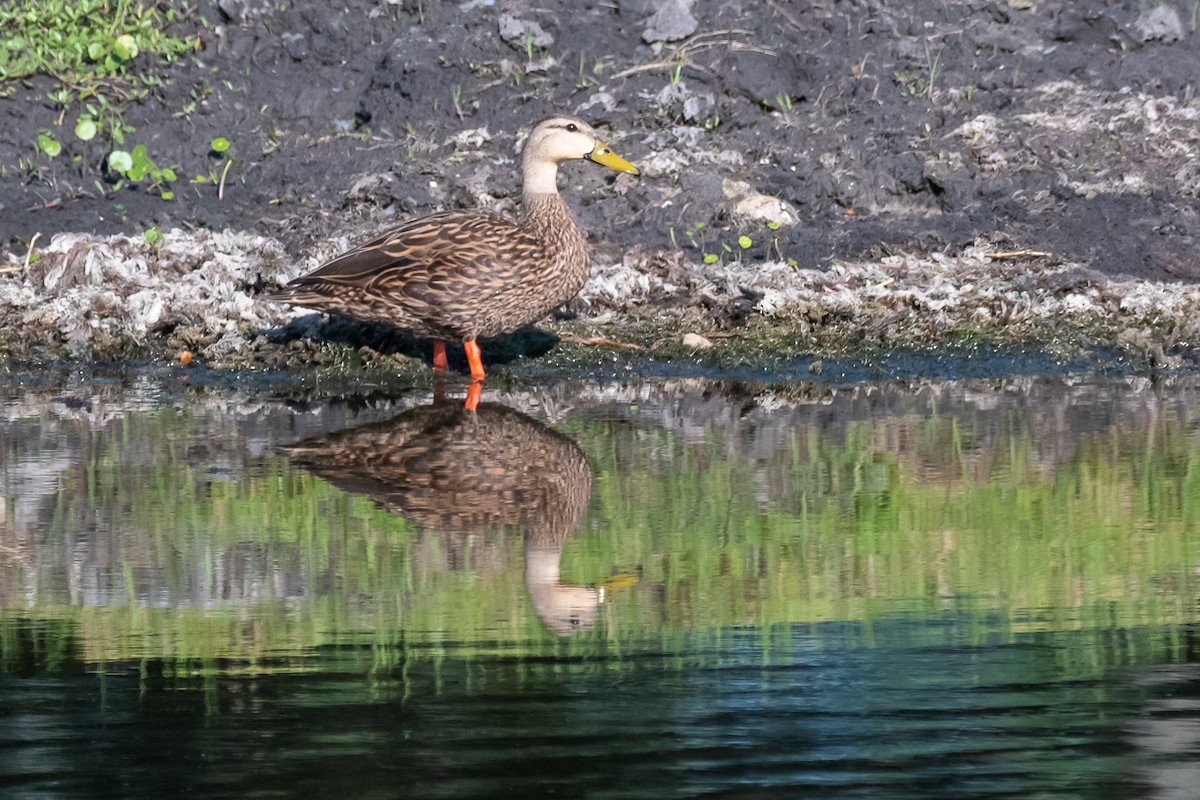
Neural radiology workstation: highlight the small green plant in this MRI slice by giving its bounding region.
[924,42,941,99]
[576,53,606,90]
[767,221,785,261]
[0,1,195,110]
[194,136,235,199]
[37,131,62,158]
[694,227,784,265]
[107,143,177,199]
[894,70,925,98]
[896,43,942,99]
[3,1,196,190]
[73,96,135,146]
[143,226,164,245]
[262,126,284,155]
[449,84,478,119]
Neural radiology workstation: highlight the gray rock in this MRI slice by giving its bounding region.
[643,0,698,43]
[1134,6,1184,43]
[282,32,308,61]
[498,13,554,49]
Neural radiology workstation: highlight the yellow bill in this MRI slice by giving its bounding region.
[586,141,640,176]
[594,571,640,603]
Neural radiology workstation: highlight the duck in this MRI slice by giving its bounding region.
[267,115,639,409]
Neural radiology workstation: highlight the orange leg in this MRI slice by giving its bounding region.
[432,339,449,372]
[463,339,486,382]
[464,381,482,412]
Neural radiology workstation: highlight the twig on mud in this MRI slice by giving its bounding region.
[766,0,821,32]
[0,232,41,275]
[24,232,40,272]
[610,30,774,81]
[217,158,232,201]
[985,250,1053,260]
[560,335,643,350]
[26,195,63,212]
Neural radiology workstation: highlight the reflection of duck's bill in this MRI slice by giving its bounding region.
[594,571,639,601]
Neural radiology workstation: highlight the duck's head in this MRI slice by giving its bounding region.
[522,115,639,192]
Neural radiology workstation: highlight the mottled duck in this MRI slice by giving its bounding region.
[268,116,639,408]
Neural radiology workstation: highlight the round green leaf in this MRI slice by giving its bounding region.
[38,134,61,158]
[87,42,105,61]
[210,137,231,153]
[74,118,97,141]
[114,34,139,60]
[703,253,719,264]
[108,150,133,173]
[738,235,752,249]
[161,191,175,201]
[160,167,177,182]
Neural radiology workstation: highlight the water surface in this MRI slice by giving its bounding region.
[2,375,1199,798]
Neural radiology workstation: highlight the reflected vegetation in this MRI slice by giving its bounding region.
[1,377,1199,672]
[2,376,1200,797]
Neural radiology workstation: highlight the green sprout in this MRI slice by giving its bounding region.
[37,131,62,158]
[201,136,235,199]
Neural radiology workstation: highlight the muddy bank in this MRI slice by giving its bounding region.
[0,0,1198,374]
[0,224,1191,380]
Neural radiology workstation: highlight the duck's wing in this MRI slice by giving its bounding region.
[287,210,539,301]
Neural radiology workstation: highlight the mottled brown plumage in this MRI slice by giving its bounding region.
[267,116,639,394]
[283,401,592,544]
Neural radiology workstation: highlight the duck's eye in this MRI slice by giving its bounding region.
[566,123,578,132]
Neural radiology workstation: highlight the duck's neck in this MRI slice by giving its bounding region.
[522,159,560,196]
[519,160,588,258]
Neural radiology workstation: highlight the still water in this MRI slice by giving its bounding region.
[1,374,1199,798]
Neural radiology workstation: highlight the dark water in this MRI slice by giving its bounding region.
[2,375,1199,798]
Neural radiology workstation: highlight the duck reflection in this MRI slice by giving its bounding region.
[284,400,615,636]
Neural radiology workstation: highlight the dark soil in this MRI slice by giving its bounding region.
[3,0,1198,281]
